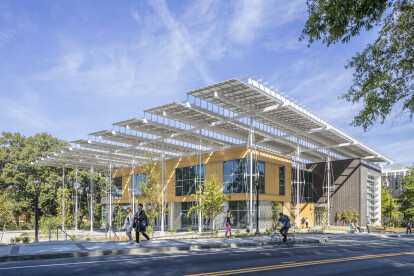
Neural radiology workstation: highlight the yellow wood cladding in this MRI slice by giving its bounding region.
[111,146,292,204]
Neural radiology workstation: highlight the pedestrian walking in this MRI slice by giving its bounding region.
[122,207,134,243]
[407,220,412,235]
[223,210,234,237]
[134,203,150,246]
[301,217,305,229]
[366,216,371,234]
[305,217,309,229]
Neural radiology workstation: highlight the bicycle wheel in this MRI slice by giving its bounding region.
[270,233,282,247]
[286,233,294,247]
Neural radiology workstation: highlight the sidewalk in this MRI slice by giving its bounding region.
[0,234,325,263]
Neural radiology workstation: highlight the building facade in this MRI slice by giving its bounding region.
[307,159,382,226]
[103,146,299,231]
[382,164,410,198]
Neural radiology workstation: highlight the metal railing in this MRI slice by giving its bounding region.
[49,223,74,241]
[106,225,120,241]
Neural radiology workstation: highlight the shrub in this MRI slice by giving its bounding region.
[10,237,30,245]
[187,227,193,233]
[168,229,176,236]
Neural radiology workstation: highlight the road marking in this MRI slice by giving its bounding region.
[186,251,414,276]
[0,244,317,271]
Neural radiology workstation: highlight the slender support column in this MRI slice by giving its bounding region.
[90,165,94,232]
[295,145,300,228]
[109,164,112,228]
[249,116,254,233]
[327,154,331,226]
[75,165,78,232]
[105,169,108,240]
[161,143,165,233]
[197,131,203,233]
[62,167,65,230]
[132,159,135,216]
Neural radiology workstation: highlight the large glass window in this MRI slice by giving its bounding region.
[131,173,146,198]
[279,166,285,196]
[112,177,122,199]
[181,202,209,230]
[228,201,257,229]
[175,165,205,196]
[291,169,313,203]
[223,159,265,194]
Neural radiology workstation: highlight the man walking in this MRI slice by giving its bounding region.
[305,217,309,229]
[366,216,371,234]
[134,203,150,246]
[407,220,412,235]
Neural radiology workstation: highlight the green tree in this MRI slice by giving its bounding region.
[0,188,14,229]
[0,132,67,228]
[334,210,341,225]
[139,153,168,236]
[188,174,229,231]
[381,187,401,227]
[398,166,414,220]
[301,0,414,130]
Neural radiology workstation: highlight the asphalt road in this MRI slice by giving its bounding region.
[1,235,414,276]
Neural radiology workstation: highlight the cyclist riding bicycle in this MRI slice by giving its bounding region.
[275,212,290,242]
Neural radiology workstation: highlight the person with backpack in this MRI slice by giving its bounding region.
[121,207,134,243]
[407,220,412,235]
[223,210,234,237]
[133,203,150,246]
[275,213,290,242]
[366,216,371,234]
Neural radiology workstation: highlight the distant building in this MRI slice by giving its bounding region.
[382,164,410,198]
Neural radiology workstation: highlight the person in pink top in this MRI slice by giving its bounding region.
[223,210,234,237]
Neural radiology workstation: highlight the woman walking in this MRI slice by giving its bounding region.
[122,207,134,243]
[223,210,234,237]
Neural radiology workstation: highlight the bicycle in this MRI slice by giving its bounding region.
[270,229,294,247]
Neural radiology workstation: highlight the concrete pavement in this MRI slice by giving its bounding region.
[0,234,324,262]
[0,234,414,275]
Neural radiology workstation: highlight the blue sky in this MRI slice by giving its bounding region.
[0,0,412,165]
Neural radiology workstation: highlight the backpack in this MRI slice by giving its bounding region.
[285,216,291,227]
[140,218,149,231]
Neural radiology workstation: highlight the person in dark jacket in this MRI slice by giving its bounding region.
[134,203,150,246]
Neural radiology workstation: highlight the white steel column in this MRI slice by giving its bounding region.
[295,145,300,228]
[132,158,135,215]
[109,164,113,228]
[327,154,331,226]
[249,116,254,233]
[198,131,202,234]
[75,165,78,232]
[62,167,65,230]
[161,143,165,233]
[90,165,94,232]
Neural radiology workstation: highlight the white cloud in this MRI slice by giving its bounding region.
[0,98,59,130]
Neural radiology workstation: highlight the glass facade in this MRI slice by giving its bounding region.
[223,159,265,194]
[181,202,209,230]
[279,165,285,196]
[291,169,313,204]
[131,173,145,198]
[175,165,205,196]
[112,177,122,199]
[228,201,257,229]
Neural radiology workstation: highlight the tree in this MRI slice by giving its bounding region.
[0,188,13,229]
[381,187,401,227]
[398,166,414,221]
[334,210,341,225]
[0,132,67,228]
[301,0,414,130]
[139,153,168,236]
[188,175,229,231]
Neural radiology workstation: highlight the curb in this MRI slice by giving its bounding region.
[0,239,321,263]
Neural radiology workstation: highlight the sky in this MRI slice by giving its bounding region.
[0,0,412,166]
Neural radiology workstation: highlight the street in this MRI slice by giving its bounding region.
[0,235,413,275]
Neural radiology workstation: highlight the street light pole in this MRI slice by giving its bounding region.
[254,179,260,236]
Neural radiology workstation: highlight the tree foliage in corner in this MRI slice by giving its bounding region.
[301,0,414,130]
[398,166,414,220]
[381,186,401,226]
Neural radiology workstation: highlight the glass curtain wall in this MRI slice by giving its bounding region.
[223,159,265,194]
[291,169,313,204]
[175,165,205,196]
[112,177,122,199]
